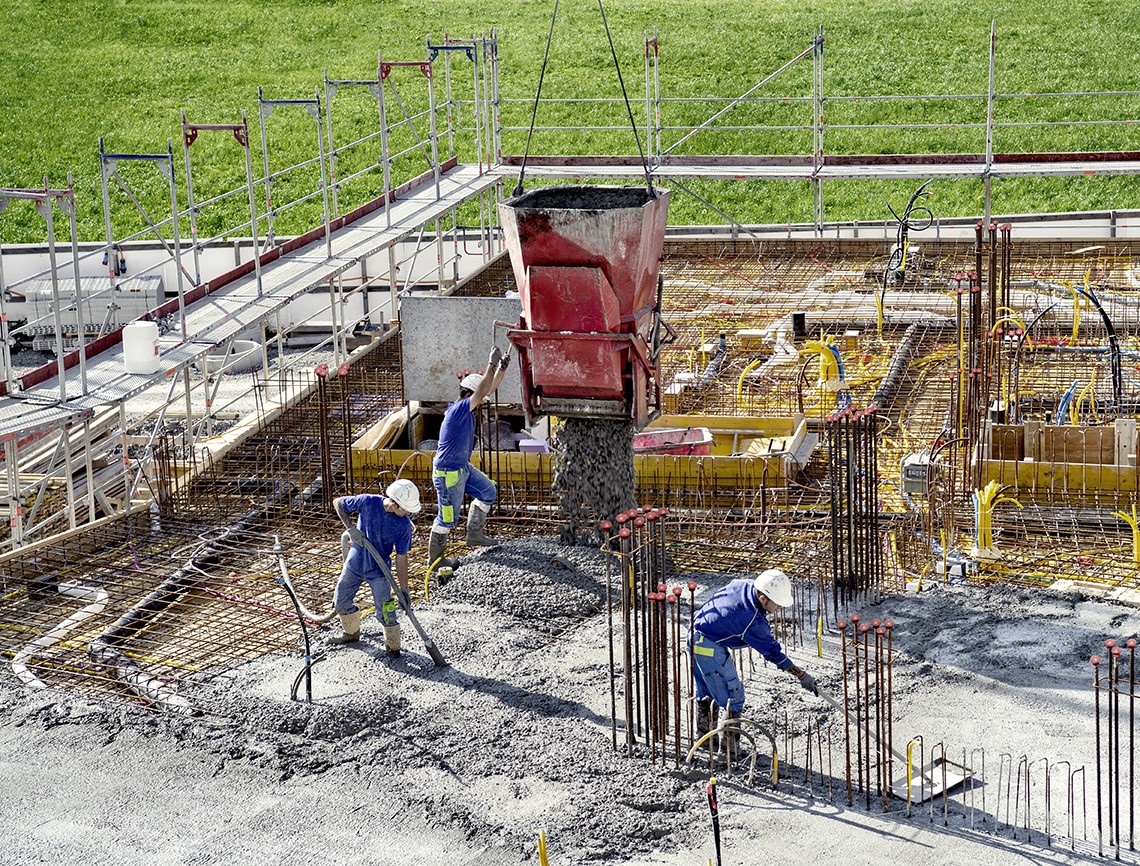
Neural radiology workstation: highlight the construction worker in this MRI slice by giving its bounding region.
[690,569,818,743]
[329,478,422,655]
[427,346,510,581]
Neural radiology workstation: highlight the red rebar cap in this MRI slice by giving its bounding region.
[338,363,349,378]
[659,508,669,517]
[672,586,683,597]
[314,363,329,377]
[837,620,847,629]
[657,583,666,593]
[876,627,886,636]
[884,619,894,629]
[871,618,881,628]
[618,528,631,539]
[686,581,697,591]
[634,517,645,528]
[616,513,629,525]
[1128,639,1137,649]
[850,614,861,624]
[1112,647,1122,658]
[599,520,613,531]
[646,510,659,522]
[859,623,871,633]
[642,502,654,513]
[1091,656,1101,666]
[667,594,677,605]
[1106,638,1116,649]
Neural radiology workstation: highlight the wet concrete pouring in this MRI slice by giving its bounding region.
[551,418,637,544]
[2,527,1136,865]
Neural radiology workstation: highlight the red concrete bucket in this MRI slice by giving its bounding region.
[499,185,670,335]
[500,186,670,426]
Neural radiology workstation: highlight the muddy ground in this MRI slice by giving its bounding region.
[1,537,1136,865]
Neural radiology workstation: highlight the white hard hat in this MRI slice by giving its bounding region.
[385,478,422,514]
[754,568,793,607]
[459,372,483,393]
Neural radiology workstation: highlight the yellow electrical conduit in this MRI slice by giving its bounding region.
[974,480,1023,553]
[1111,505,1140,565]
[736,358,763,410]
[1070,370,1098,426]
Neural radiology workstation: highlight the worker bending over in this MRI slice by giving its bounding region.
[330,479,422,655]
[428,346,510,580]
[690,569,818,741]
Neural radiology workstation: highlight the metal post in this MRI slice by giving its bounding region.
[324,70,340,219]
[240,112,264,299]
[3,437,22,546]
[377,52,393,229]
[63,174,88,396]
[181,113,203,286]
[983,20,996,230]
[0,225,13,395]
[119,401,132,517]
[35,182,68,403]
[315,88,334,260]
[82,417,96,524]
[257,87,276,250]
[166,141,188,341]
[490,32,502,165]
[427,56,441,200]
[440,33,456,159]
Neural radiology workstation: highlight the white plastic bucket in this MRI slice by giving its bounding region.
[123,321,161,374]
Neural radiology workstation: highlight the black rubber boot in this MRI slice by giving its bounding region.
[428,528,457,584]
[696,699,713,739]
[465,501,494,547]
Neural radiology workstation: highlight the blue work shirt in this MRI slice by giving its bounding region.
[434,397,475,471]
[691,578,793,670]
[339,494,413,577]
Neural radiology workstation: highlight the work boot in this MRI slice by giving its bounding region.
[428,528,457,584]
[328,611,361,645]
[696,699,713,740]
[383,624,402,656]
[464,501,494,547]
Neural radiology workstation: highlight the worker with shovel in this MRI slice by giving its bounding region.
[427,345,511,582]
[329,478,422,655]
[690,569,819,747]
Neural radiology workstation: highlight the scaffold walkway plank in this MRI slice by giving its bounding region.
[0,163,502,441]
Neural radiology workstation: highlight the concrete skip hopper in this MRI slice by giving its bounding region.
[499,185,670,429]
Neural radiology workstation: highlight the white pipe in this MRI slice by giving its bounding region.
[11,581,109,689]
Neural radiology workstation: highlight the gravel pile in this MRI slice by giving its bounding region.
[440,536,609,623]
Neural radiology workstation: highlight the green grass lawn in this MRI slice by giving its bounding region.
[2,0,1139,243]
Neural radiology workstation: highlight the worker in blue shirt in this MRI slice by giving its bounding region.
[427,346,510,582]
[690,569,818,741]
[329,479,421,655]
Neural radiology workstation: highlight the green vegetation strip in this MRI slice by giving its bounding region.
[2,0,1138,242]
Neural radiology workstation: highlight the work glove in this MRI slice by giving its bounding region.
[798,672,819,696]
[499,349,511,371]
[488,346,503,371]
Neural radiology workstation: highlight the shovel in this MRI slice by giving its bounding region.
[813,685,969,802]
[341,521,448,667]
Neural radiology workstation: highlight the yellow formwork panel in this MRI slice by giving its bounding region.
[980,459,1140,494]
[351,447,794,504]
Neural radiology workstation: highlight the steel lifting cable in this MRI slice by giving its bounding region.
[513,0,655,198]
